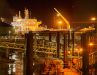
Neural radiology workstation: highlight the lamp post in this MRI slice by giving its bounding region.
[54,8,70,30]
[88,42,94,46]
[75,48,83,58]
[91,17,96,21]
[54,8,75,68]
[57,20,63,29]
[54,8,79,70]
[88,42,97,46]
[90,17,96,30]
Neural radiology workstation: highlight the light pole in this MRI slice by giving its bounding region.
[57,20,63,29]
[54,8,75,68]
[88,42,94,46]
[90,17,96,29]
[90,17,96,21]
[88,42,97,47]
[54,8,70,30]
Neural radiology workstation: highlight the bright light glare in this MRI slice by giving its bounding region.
[91,17,96,21]
[68,51,71,54]
[79,48,83,52]
[75,48,83,52]
[58,21,63,24]
[16,19,22,22]
[88,42,94,46]
[75,48,78,52]
[57,14,60,16]
[54,8,70,29]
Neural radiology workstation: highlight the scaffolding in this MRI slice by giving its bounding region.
[0,36,25,75]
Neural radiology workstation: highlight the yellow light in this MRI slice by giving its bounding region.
[91,17,96,21]
[88,42,94,46]
[75,48,83,52]
[16,19,22,22]
[57,14,60,17]
[79,48,83,52]
[75,48,78,52]
[58,21,63,25]
[54,8,70,29]
[68,51,71,54]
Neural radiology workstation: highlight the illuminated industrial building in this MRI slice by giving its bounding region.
[0,7,97,75]
[11,9,42,34]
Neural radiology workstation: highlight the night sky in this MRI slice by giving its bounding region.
[72,0,97,22]
[0,0,73,25]
[0,0,97,25]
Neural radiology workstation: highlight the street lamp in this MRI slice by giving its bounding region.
[91,17,96,21]
[58,20,63,25]
[57,14,60,17]
[88,42,94,46]
[54,8,70,30]
[68,51,71,55]
[79,48,83,52]
[54,8,75,68]
[57,20,63,29]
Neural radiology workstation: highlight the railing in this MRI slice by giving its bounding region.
[89,51,97,65]
[0,36,25,51]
